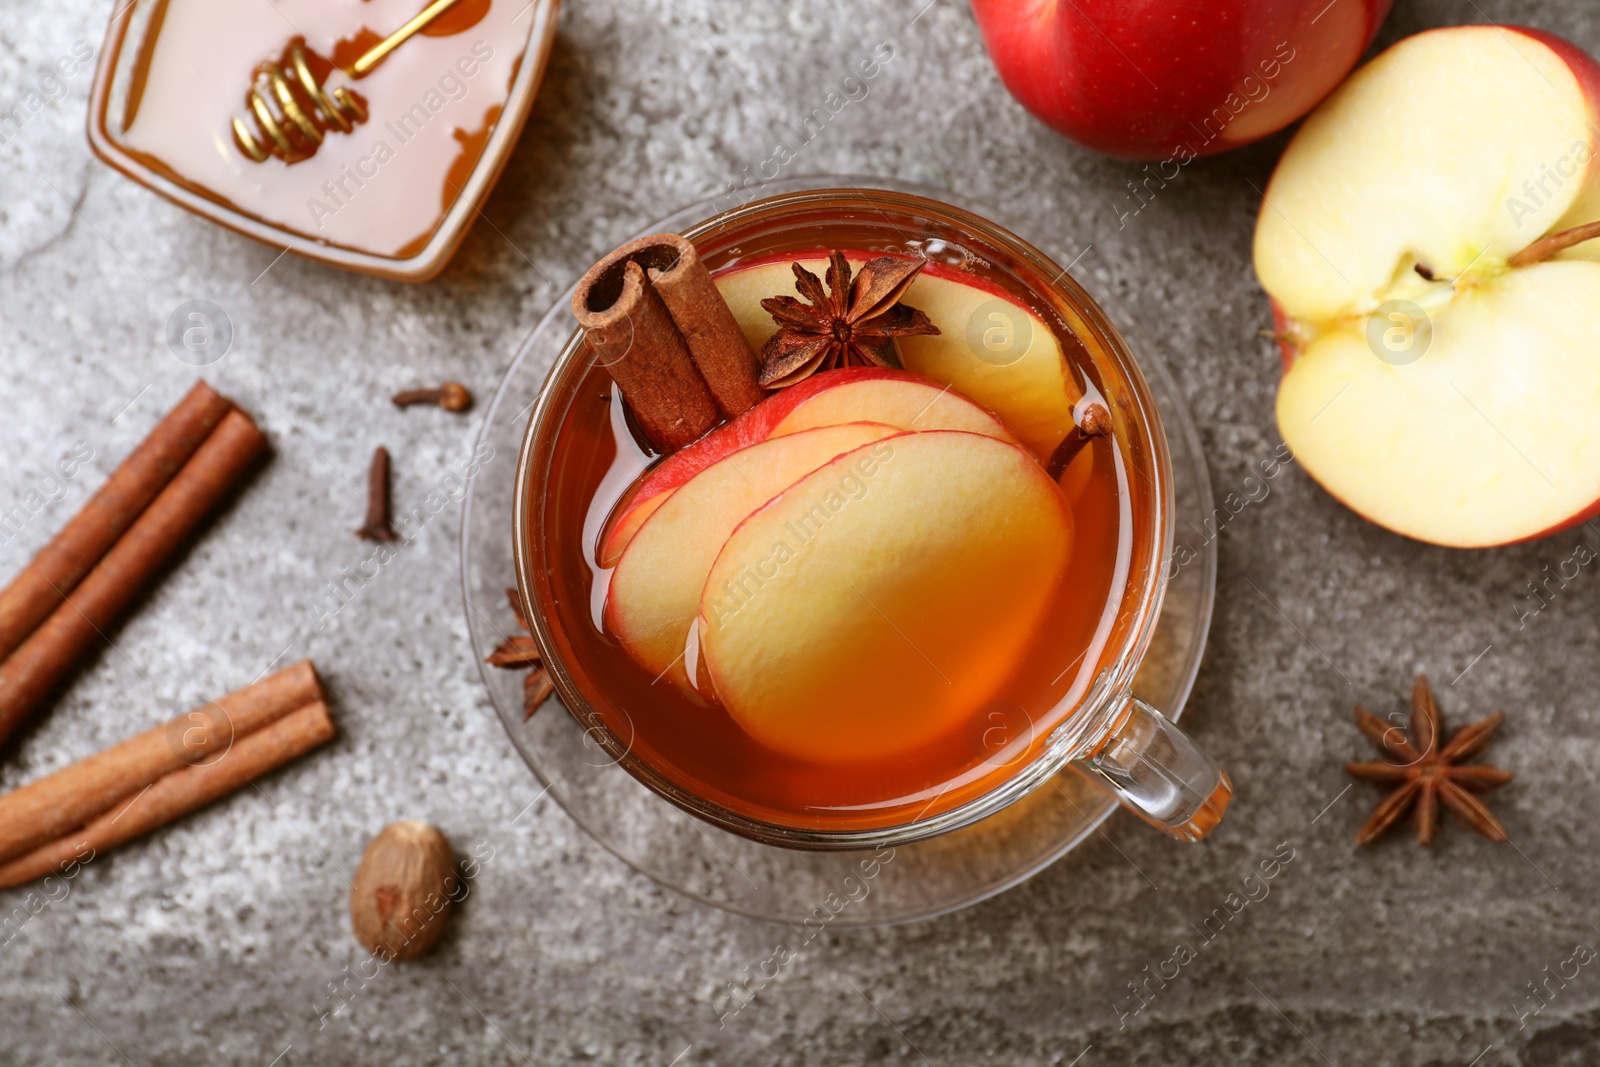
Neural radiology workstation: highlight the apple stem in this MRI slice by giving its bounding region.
[1508,220,1600,268]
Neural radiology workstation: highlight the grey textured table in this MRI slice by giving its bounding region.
[2,1,1598,1064]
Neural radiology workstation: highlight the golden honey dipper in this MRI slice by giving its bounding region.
[232,0,463,163]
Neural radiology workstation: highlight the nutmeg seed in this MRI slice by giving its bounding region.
[350,821,458,961]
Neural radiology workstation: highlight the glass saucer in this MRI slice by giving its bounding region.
[460,177,1217,927]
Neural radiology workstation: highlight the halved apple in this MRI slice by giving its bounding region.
[698,430,1073,763]
[715,254,1082,459]
[597,367,1011,565]
[1255,25,1600,547]
[605,421,902,685]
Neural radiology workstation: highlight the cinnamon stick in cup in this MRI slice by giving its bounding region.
[0,660,323,866]
[0,698,336,890]
[572,234,761,452]
[574,258,719,453]
[0,408,269,746]
[0,382,233,663]
[640,233,763,418]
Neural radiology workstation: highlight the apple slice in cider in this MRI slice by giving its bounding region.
[767,368,1014,441]
[715,254,1082,459]
[597,368,1010,566]
[605,421,902,686]
[698,430,1073,763]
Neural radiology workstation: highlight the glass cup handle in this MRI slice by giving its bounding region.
[1071,694,1232,842]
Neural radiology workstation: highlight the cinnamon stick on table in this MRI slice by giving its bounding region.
[0,406,269,747]
[0,381,232,663]
[0,697,335,890]
[572,234,762,453]
[0,660,323,867]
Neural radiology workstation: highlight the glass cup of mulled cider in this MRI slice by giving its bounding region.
[513,185,1231,849]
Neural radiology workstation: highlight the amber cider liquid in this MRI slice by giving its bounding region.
[533,212,1145,832]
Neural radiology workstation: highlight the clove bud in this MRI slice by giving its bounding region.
[392,382,472,413]
[355,446,396,542]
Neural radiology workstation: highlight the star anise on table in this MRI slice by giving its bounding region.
[1347,674,1514,845]
[485,587,555,720]
[757,251,941,388]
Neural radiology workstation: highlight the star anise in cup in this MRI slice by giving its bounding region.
[486,587,555,719]
[757,251,941,388]
[1347,674,1514,845]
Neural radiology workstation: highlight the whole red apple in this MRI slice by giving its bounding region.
[970,0,1392,160]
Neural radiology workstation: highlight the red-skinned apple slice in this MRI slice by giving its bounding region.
[596,367,1012,565]
[715,254,1082,459]
[768,370,1012,440]
[698,431,1073,763]
[596,394,792,568]
[605,421,903,685]
[1254,25,1600,547]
